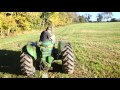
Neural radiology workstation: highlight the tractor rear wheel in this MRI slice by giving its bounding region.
[20,52,35,76]
[61,43,75,74]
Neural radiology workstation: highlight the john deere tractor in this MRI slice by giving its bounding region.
[20,36,75,76]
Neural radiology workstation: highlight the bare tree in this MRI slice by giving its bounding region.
[102,12,113,22]
[84,13,92,22]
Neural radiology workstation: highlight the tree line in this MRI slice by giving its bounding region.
[0,12,79,36]
[79,12,120,23]
[0,12,118,37]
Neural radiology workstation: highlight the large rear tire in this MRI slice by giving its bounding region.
[20,52,35,76]
[61,43,75,74]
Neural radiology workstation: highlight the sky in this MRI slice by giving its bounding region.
[78,12,120,21]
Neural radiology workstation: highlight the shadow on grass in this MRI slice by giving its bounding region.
[49,62,63,73]
[0,50,21,75]
[0,49,64,75]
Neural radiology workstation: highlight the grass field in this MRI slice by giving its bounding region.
[0,22,120,78]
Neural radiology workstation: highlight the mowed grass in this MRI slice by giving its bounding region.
[0,22,120,78]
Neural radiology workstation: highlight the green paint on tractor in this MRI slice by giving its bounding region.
[26,41,55,68]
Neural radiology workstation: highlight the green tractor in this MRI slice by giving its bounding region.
[20,38,75,76]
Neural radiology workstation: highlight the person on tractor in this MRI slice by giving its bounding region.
[39,26,55,44]
[38,26,55,71]
[40,26,52,42]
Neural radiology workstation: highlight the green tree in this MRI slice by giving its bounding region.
[2,15,16,36]
[97,13,103,22]
[0,14,4,35]
[110,18,118,22]
[40,12,54,27]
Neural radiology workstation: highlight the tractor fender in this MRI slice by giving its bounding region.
[25,42,37,60]
[58,41,68,53]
